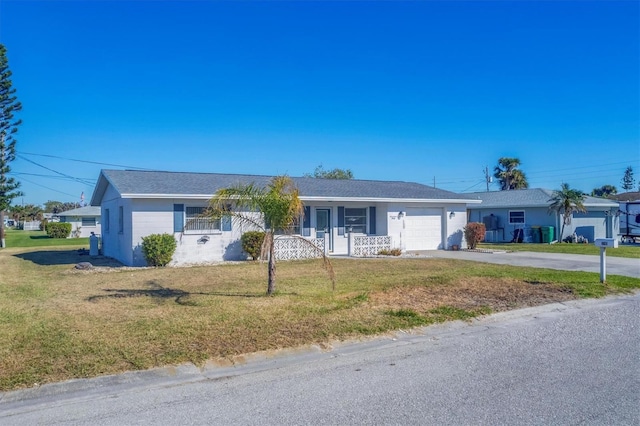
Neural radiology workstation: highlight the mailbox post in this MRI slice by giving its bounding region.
[594,238,618,283]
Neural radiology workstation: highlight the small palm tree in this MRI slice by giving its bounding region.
[548,183,587,241]
[208,175,334,295]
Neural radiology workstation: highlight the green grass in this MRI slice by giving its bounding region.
[478,242,640,258]
[2,229,89,248]
[0,246,638,392]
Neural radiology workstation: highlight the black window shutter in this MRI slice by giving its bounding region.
[173,204,184,232]
[369,206,376,234]
[303,206,311,236]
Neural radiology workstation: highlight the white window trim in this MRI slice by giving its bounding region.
[184,206,221,235]
[344,207,368,234]
[82,217,97,227]
[509,210,525,225]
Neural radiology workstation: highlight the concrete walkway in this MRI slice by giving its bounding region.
[423,250,640,278]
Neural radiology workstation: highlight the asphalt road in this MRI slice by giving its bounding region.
[2,294,639,425]
[425,250,640,278]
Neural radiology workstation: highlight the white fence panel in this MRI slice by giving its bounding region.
[274,236,325,260]
[22,221,41,231]
[351,235,392,257]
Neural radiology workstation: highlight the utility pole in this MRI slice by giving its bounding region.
[484,166,492,191]
[433,176,436,188]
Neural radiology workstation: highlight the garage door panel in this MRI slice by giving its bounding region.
[405,208,442,250]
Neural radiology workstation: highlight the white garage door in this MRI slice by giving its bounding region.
[404,208,442,250]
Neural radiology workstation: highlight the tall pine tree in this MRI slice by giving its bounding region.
[621,166,635,192]
[0,44,23,248]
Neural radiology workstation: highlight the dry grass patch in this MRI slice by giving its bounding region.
[369,277,575,313]
[0,248,638,391]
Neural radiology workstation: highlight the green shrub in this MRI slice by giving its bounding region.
[241,231,265,260]
[464,222,486,249]
[141,233,177,267]
[45,222,72,239]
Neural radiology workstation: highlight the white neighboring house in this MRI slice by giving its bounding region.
[58,206,102,238]
[90,169,481,267]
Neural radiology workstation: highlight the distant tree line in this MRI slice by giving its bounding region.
[43,200,82,213]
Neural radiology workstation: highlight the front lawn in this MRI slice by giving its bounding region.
[2,229,89,248]
[1,245,638,392]
[478,242,640,258]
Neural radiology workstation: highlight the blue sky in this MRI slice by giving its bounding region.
[1,0,638,207]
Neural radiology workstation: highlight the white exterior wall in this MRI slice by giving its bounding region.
[127,199,259,266]
[445,205,467,249]
[130,199,174,266]
[100,193,471,266]
[172,211,260,265]
[386,204,405,250]
[100,186,134,266]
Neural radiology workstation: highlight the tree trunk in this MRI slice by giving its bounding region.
[267,236,276,295]
[0,210,5,248]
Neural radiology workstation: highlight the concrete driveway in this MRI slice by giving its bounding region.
[424,250,640,278]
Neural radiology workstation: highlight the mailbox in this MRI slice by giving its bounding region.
[594,238,618,248]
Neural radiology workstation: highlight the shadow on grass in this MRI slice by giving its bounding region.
[29,236,54,240]
[87,281,288,304]
[14,249,124,267]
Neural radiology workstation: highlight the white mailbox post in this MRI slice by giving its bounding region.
[594,238,619,283]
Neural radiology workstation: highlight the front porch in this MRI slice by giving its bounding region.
[274,234,393,260]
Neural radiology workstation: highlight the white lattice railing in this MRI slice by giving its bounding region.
[274,236,325,260]
[351,235,392,257]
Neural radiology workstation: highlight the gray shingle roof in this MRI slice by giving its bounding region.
[467,188,619,208]
[609,192,640,202]
[58,206,101,216]
[91,169,476,204]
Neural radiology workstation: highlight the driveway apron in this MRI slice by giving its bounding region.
[423,250,640,278]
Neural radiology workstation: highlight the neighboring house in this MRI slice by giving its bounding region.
[90,169,481,266]
[58,206,102,238]
[467,189,619,243]
[609,191,640,203]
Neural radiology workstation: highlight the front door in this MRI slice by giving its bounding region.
[316,209,331,251]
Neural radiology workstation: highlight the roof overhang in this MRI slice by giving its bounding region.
[300,196,482,204]
[116,193,482,204]
[471,203,618,209]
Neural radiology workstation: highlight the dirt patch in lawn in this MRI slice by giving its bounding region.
[369,277,577,313]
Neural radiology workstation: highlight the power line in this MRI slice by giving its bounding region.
[16,176,81,199]
[461,180,486,192]
[17,155,96,186]
[433,161,636,186]
[10,172,97,183]
[17,151,154,170]
[429,160,639,191]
